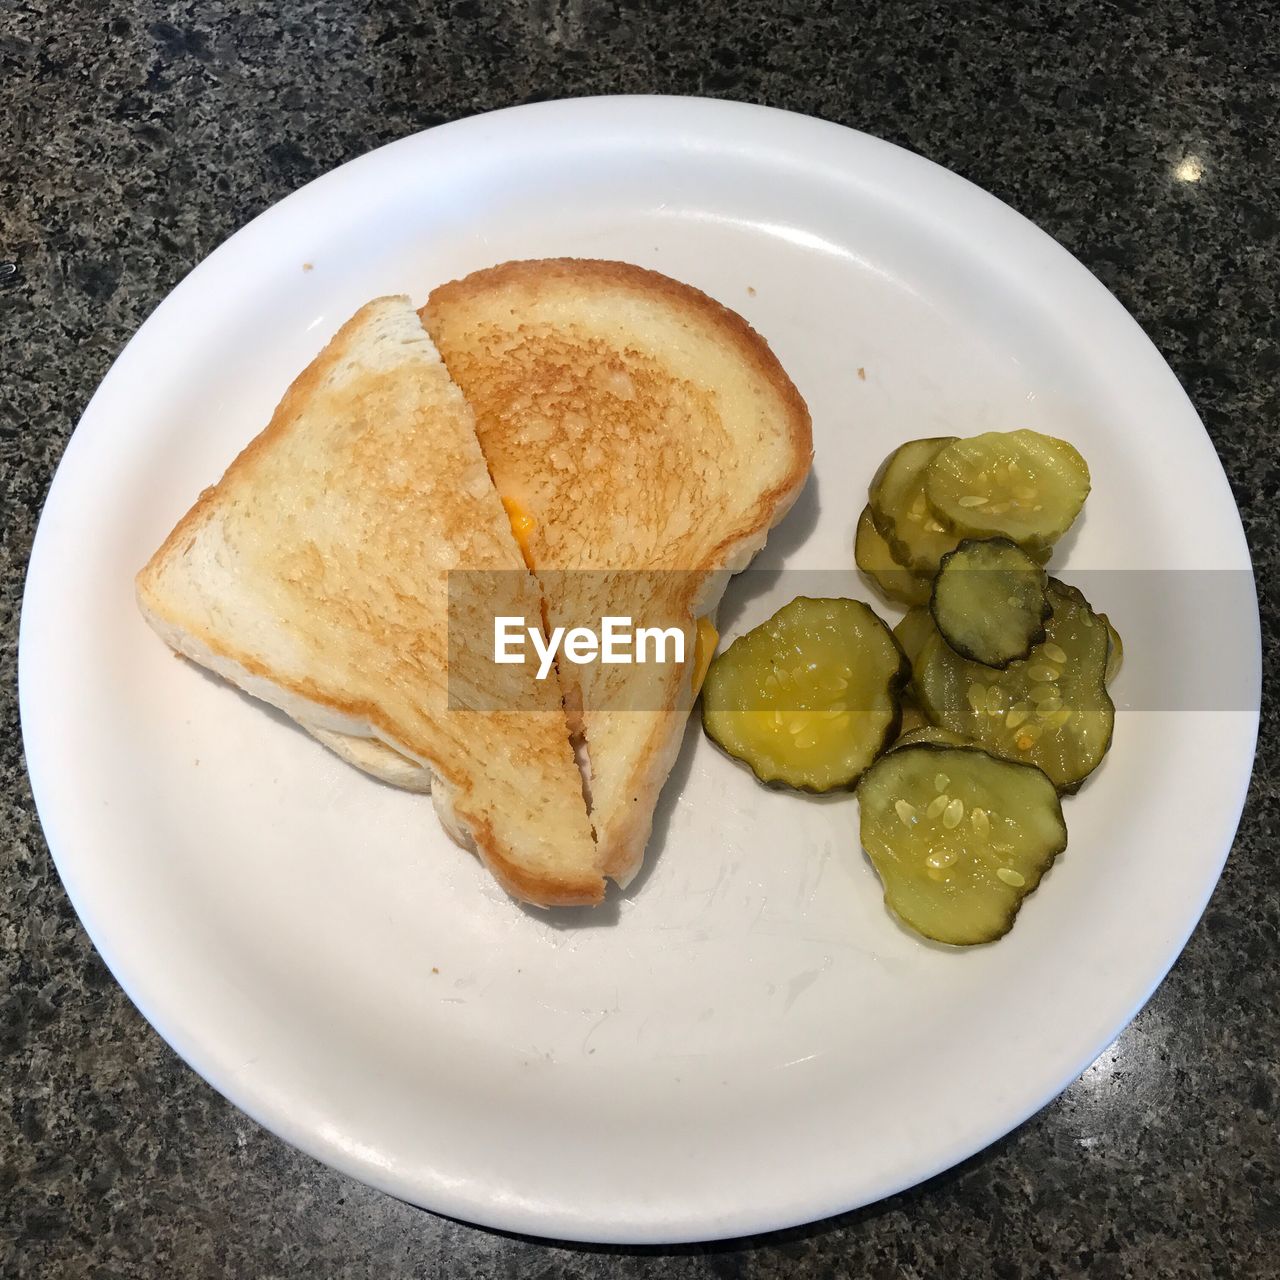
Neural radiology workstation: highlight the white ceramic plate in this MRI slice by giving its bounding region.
[20,97,1259,1244]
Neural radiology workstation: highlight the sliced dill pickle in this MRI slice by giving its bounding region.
[931,537,1050,667]
[892,610,941,743]
[1104,616,1123,686]
[892,725,971,750]
[914,579,1114,792]
[868,437,960,573]
[896,698,930,738]
[893,607,939,668]
[858,743,1067,945]
[855,506,932,607]
[1050,581,1123,686]
[702,597,908,791]
[924,429,1090,552]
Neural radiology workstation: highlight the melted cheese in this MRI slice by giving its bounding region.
[501,496,537,568]
[692,615,719,694]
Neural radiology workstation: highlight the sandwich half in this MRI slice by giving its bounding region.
[423,260,813,884]
[136,295,603,906]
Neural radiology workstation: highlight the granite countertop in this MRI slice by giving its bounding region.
[3,1,1277,1275]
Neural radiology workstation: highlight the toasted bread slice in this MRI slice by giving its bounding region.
[137,296,602,906]
[422,260,812,883]
[302,724,434,793]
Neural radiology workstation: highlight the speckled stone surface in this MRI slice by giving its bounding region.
[3,1,1277,1275]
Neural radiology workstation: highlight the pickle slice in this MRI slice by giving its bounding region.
[892,726,971,750]
[1104,616,1123,686]
[702,597,908,791]
[897,700,930,737]
[893,607,939,668]
[868,437,960,573]
[924,429,1090,551]
[892,609,941,743]
[914,579,1113,792]
[858,743,1067,945]
[1051,580,1123,686]
[930,537,1050,667]
[855,505,932,607]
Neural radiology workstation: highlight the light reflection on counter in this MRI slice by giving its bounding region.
[1174,154,1205,183]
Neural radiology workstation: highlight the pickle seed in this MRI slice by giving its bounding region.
[942,797,965,828]
[1006,703,1031,729]
[926,794,950,819]
[1041,642,1068,664]
[934,773,950,793]
[895,800,918,826]
[1026,664,1060,683]
[926,848,958,870]
[971,807,991,836]
[996,867,1026,887]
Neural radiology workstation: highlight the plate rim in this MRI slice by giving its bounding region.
[18,94,1261,1244]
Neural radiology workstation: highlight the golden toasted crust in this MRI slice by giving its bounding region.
[426,258,813,566]
[424,260,813,883]
[480,824,601,906]
[137,297,603,907]
[429,256,809,423]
